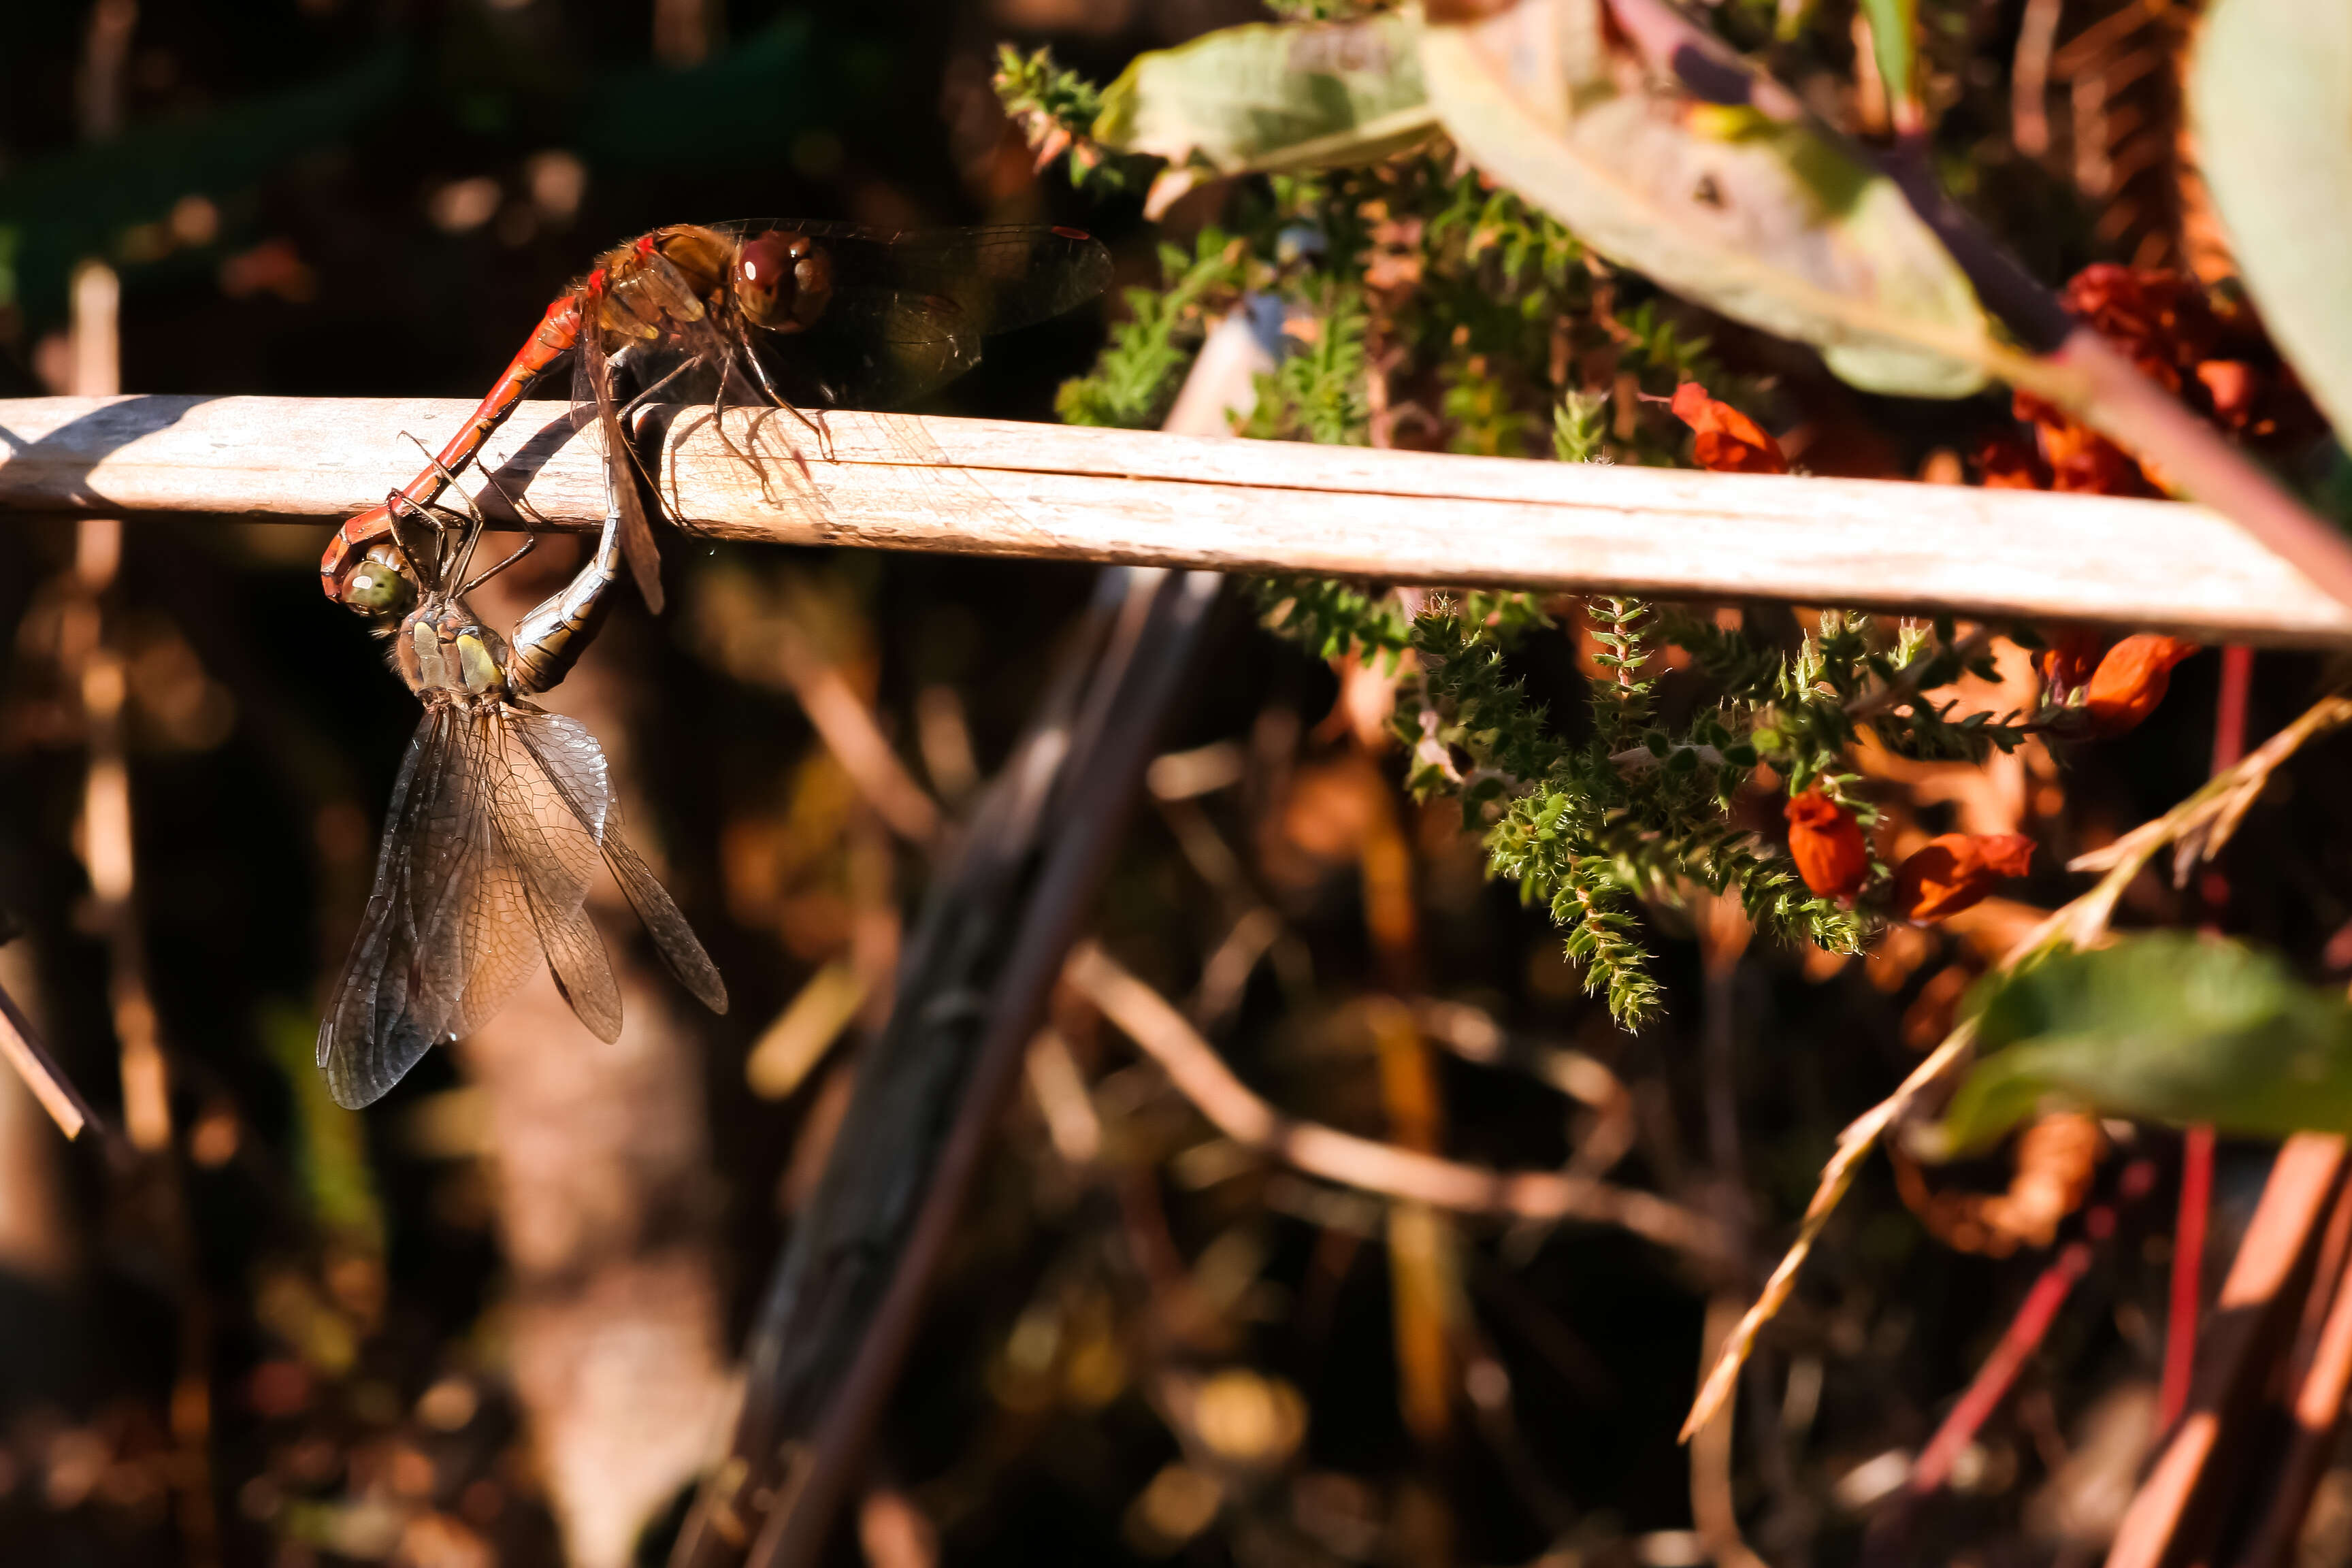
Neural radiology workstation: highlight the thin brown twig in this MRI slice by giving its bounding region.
[1416,998,1637,1180]
[1066,940,1731,1266]
[767,615,941,847]
[2072,693,2352,883]
[1682,1020,1978,1439]
[677,568,1224,1568]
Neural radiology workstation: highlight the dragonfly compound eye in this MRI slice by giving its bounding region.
[342,544,417,618]
[736,231,831,332]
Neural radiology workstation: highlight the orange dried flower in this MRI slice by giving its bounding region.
[1891,833,2036,923]
[2083,635,2199,736]
[2061,265,2220,391]
[1993,265,2320,497]
[2010,266,2228,497]
[2036,626,2106,704]
[2010,395,2161,497]
[2196,359,2259,430]
[1973,431,2048,490]
[1670,382,1788,475]
[1785,789,1869,900]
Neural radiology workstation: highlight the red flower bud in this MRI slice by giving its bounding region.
[1891,834,2036,923]
[1670,382,1788,475]
[1785,789,1869,900]
[2083,635,2199,736]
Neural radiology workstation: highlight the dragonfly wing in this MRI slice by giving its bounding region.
[578,316,668,612]
[513,713,728,1016]
[508,707,611,836]
[319,707,499,1107]
[481,710,622,1042]
[596,828,728,1015]
[721,221,1112,338]
[753,289,980,412]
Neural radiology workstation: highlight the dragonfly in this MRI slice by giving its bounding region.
[321,220,1112,615]
[318,470,729,1110]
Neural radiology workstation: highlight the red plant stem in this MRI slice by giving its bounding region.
[2163,1127,2217,1430]
[1908,1241,2093,1494]
[2212,647,2257,774]
[1906,1161,2158,1498]
[2161,647,2257,1428]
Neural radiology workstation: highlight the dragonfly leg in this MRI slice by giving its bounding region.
[402,438,497,591]
[619,357,694,419]
[705,350,764,479]
[384,488,452,591]
[320,291,582,602]
[459,532,538,598]
[735,320,833,462]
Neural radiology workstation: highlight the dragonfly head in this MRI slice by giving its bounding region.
[343,541,419,620]
[735,231,832,333]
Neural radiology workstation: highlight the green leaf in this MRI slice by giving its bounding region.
[1418,0,1994,397]
[2190,0,2352,446]
[1855,0,1918,121]
[1092,12,1441,176]
[1936,935,2352,1154]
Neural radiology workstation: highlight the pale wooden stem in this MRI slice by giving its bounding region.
[0,977,100,1142]
[1066,940,1731,1266]
[4,396,2351,645]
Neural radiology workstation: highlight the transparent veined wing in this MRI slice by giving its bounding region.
[513,711,728,1016]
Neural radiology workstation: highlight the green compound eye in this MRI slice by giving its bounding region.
[343,549,418,617]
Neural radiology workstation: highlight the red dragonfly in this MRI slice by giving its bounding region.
[323,220,1111,615]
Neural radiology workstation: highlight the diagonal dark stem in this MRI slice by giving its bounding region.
[668,566,1224,1568]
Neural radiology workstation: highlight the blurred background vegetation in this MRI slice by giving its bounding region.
[4,3,2351,1568]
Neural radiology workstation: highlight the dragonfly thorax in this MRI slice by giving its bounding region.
[398,600,514,702]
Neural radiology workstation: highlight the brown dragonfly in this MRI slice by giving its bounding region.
[321,220,1111,615]
[319,479,728,1110]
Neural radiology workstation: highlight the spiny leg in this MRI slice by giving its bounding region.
[618,357,694,420]
[416,418,555,595]
[706,345,758,476]
[459,533,538,597]
[402,437,494,590]
[735,321,831,462]
[382,488,448,592]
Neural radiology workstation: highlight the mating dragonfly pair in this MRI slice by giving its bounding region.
[317,218,1111,1109]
